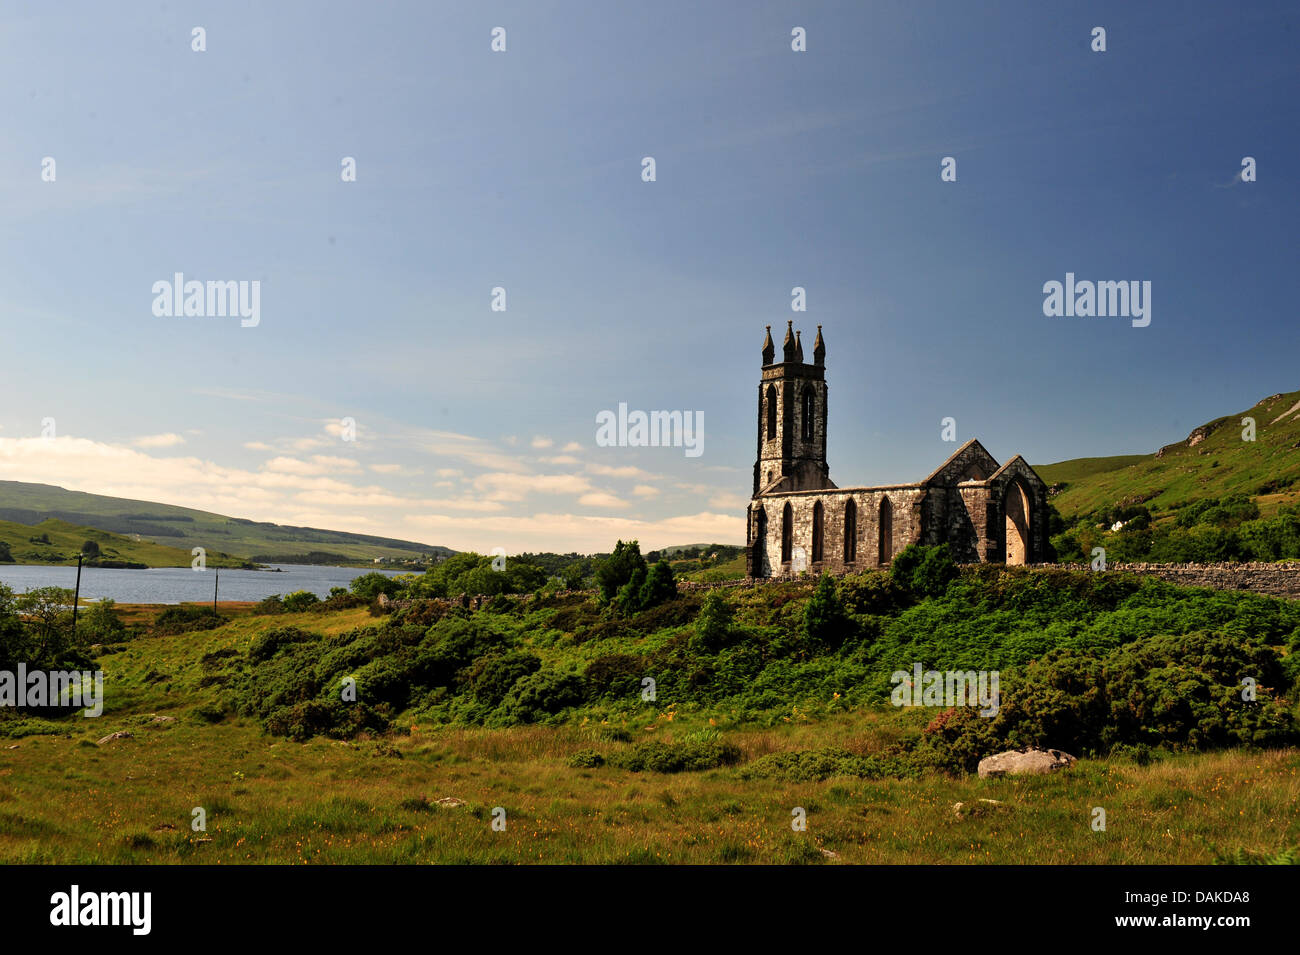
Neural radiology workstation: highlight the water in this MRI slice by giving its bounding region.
[0,563,409,604]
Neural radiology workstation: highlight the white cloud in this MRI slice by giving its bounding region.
[587,463,654,479]
[531,436,553,449]
[633,484,660,498]
[578,491,629,509]
[132,433,186,448]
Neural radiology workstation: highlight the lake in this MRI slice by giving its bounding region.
[0,563,409,604]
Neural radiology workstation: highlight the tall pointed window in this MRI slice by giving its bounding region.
[801,387,815,440]
[878,497,893,565]
[781,502,793,564]
[766,385,777,441]
[844,499,857,563]
[811,500,824,563]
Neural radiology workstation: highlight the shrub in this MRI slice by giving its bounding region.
[350,572,404,602]
[567,749,606,768]
[263,698,389,741]
[584,654,648,701]
[467,651,542,707]
[498,669,586,723]
[740,748,917,782]
[282,590,321,613]
[691,591,734,652]
[247,626,319,663]
[153,605,224,636]
[890,544,958,598]
[253,594,286,615]
[607,736,741,773]
[804,573,850,647]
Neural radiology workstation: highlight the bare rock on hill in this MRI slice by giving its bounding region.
[977,748,1076,779]
[434,797,467,808]
[97,731,134,745]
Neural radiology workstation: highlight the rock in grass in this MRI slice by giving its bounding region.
[977,748,1076,779]
[434,797,467,808]
[953,798,1008,817]
[97,731,134,745]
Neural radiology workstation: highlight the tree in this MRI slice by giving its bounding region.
[638,560,677,610]
[0,541,12,563]
[691,590,734,652]
[349,572,403,602]
[595,540,647,604]
[804,573,849,646]
[282,590,320,612]
[890,544,958,598]
[0,584,30,668]
[81,540,101,559]
[82,598,126,643]
[15,587,78,662]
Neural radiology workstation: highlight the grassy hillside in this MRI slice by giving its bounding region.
[0,517,251,568]
[1037,389,1300,518]
[0,481,452,564]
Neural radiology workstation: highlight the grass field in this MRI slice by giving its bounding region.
[2,603,1296,865]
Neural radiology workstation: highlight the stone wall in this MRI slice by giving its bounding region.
[1030,562,1300,598]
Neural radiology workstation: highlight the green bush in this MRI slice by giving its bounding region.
[740,747,917,781]
[890,544,958,598]
[498,669,586,723]
[153,605,225,636]
[349,572,403,601]
[282,590,320,612]
[691,591,734,652]
[606,736,741,773]
[467,651,542,707]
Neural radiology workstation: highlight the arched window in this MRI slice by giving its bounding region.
[752,505,768,576]
[812,500,824,563]
[781,502,793,564]
[878,496,893,565]
[801,387,815,440]
[766,385,777,441]
[844,499,857,563]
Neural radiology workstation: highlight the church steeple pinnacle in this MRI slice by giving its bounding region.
[782,320,796,361]
[795,329,804,363]
[813,325,825,366]
[761,325,774,365]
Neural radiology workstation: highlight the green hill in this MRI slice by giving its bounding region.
[0,481,453,566]
[1036,390,1300,519]
[0,517,251,568]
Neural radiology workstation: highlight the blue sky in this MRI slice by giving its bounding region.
[0,1,1296,553]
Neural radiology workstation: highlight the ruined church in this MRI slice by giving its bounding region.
[746,323,1050,577]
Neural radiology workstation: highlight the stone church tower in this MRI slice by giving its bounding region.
[753,321,835,497]
[746,325,1050,578]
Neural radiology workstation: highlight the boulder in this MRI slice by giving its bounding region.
[97,731,134,745]
[977,748,1076,779]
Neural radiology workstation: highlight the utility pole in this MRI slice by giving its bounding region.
[213,569,219,612]
[72,552,84,635]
